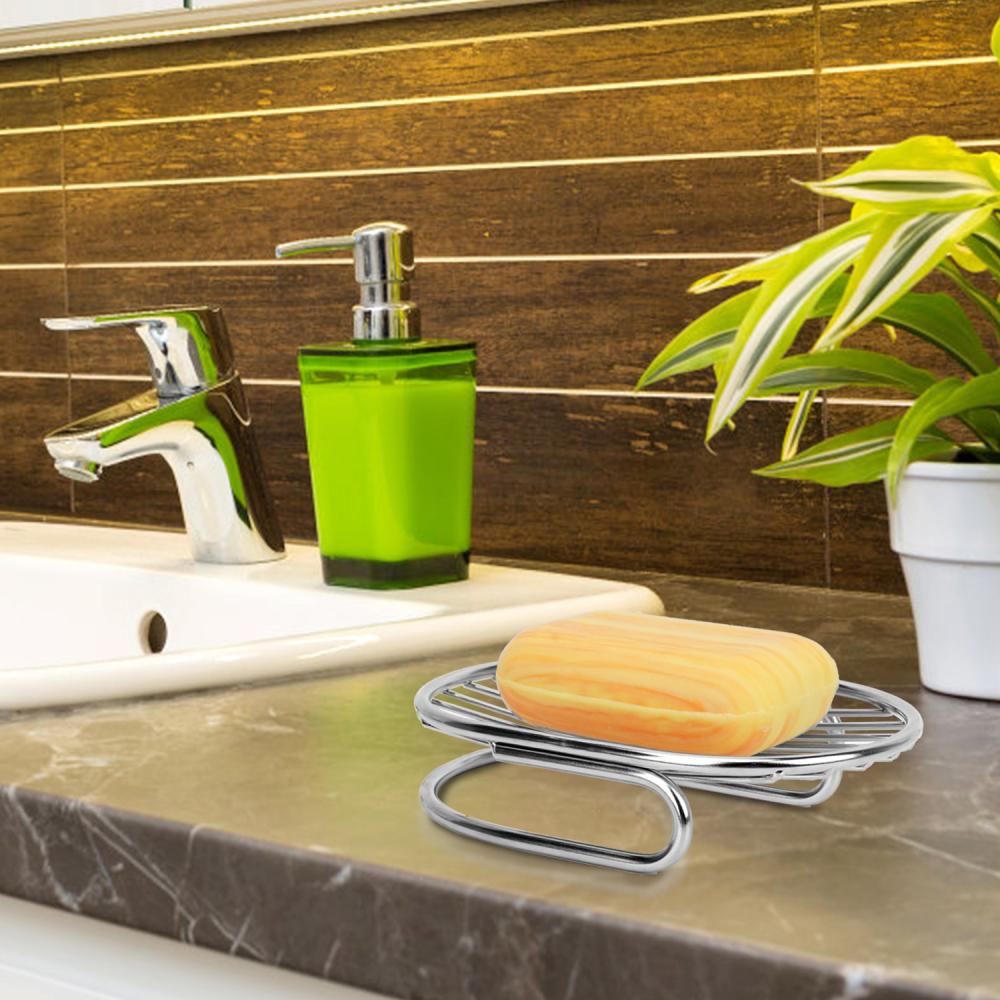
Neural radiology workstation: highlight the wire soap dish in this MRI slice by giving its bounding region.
[414,662,923,874]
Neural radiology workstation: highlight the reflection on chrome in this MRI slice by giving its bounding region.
[43,306,285,565]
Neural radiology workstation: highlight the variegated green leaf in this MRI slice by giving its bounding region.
[815,206,994,349]
[780,390,819,460]
[966,232,1000,275]
[939,258,1000,337]
[689,245,801,295]
[690,215,872,295]
[887,369,1000,499]
[807,169,998,212]
[875,287,996,374]
[805,137,1000,213]
[636,286,759,388]
[758,418,954,487]
[949,242,988,273]
[638,279,853,390]
[706,218,871,439]
[962,214,1000,281]
[758,349,937,395]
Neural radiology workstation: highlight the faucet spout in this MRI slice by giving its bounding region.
[43,308,284,565]
[53,457,101,483]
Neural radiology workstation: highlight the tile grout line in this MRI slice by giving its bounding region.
[1,68,819,137]
[0,253,767,270]
[5,137,1000,197]
[57,6,816,84]
[0,371,915,408]
[814,0,833,589]
[3,54,996,138]
[55,53,74,518]
[0,148,822,196]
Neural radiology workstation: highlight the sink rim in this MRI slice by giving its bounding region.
[0,520,664,712]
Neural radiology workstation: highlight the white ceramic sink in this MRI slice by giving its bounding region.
[0,521,662,710]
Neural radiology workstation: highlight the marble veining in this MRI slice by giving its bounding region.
[0,564,994,999]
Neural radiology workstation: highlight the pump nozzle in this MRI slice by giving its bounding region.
[276,223,420,341]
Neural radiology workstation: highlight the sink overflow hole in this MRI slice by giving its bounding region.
[140,611,168,654]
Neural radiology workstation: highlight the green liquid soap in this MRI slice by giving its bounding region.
[299,342,476,589]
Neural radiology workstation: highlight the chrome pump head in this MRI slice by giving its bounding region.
[276,222,420,342]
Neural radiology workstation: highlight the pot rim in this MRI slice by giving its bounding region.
[904,458,1000,482]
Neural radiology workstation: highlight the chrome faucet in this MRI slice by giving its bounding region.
[42,306,285,565]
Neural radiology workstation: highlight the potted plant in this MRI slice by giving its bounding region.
[638,27,1000,701]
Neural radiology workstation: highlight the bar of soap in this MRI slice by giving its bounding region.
[496,612,839,756]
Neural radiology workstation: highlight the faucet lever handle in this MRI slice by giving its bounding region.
[43,306,235,400]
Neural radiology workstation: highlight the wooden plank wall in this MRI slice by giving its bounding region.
[0,0,996,593]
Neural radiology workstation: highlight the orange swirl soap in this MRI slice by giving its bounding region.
[496,612,839,756]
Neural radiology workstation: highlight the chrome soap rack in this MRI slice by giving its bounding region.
[414,663,923,874]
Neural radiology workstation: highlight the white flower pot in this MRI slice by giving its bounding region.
[888,459,1000,700]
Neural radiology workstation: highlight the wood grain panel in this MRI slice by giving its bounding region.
[820,0,994,67]
[825,403,906,594]
[0,191,63,263]
[819,63,1000,148]
[0,134,62,188]
[64,154,817,262]
[0,377,71,517]
[62,75,816,185]
[472,391,827,584]
[58,0,810,79]
[62,12,812,125]
[0,81,60,131]
[0,56,58,86]
[0,269,67,372]
[3,0,843,591]
[65,260,745,391]
[62,382,829,586]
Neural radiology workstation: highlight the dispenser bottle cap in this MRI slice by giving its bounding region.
[276,222,420,341]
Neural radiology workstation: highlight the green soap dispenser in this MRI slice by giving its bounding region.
[276,223,475,589]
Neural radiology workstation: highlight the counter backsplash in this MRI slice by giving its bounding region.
[1,0,989,594]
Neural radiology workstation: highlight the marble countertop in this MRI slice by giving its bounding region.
[0,562,996,1000]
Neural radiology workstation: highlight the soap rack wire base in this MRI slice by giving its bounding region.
[414,663,923,875]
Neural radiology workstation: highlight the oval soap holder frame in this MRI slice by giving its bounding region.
[414,663,923,875]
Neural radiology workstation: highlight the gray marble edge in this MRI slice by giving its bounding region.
[0,782,978,1000]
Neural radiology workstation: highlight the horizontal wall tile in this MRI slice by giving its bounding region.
[62,384,829,585]
[0,80,60,131]
[0,57,59,86]
[820,0,994,67]
[62,75,816,185]
[0,269,67,372]
[473,391,828,585]
[0,134,62,188]
[57,0,810,79]
[5,0,837,591]
[0,377,71,517]
[65,154,817,261]
[65,260,746,392]
[820,63,1000,148]
[826,403,906,594]
[61,11,812,125]
[0,191,64,264]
